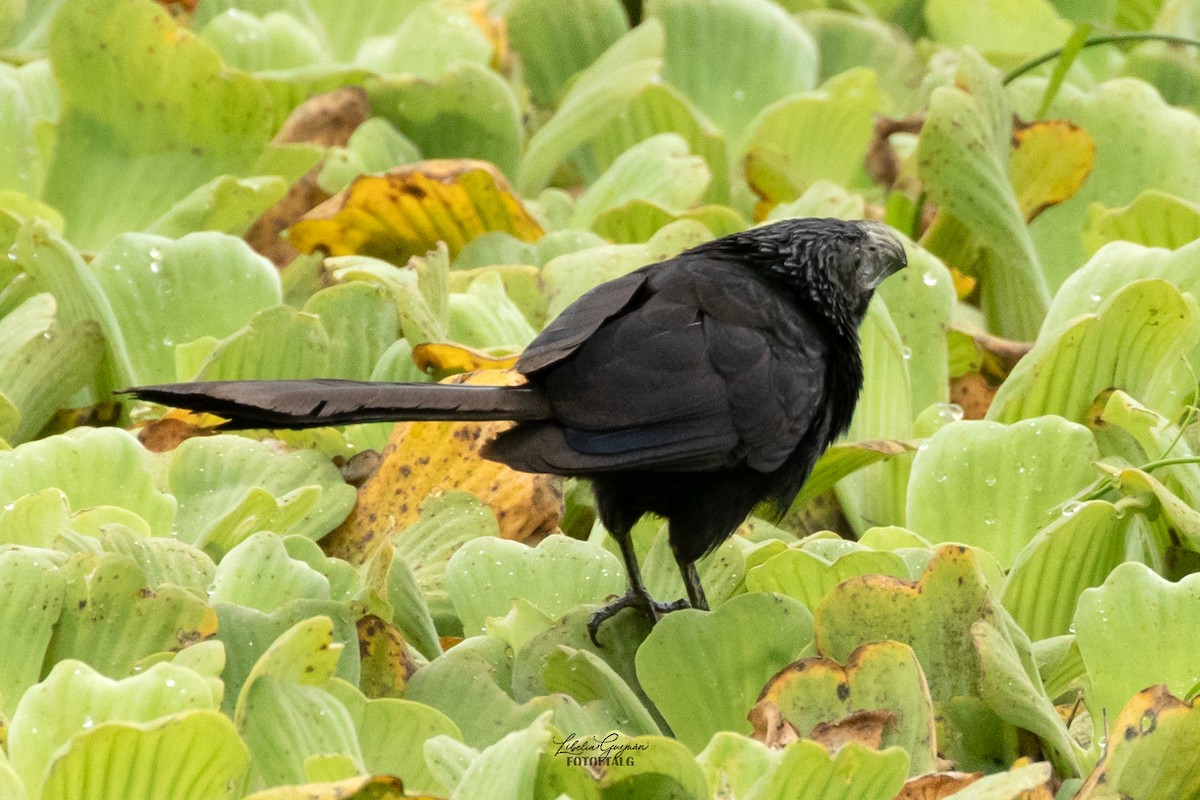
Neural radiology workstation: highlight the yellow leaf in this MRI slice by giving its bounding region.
[1009,120,1095,222]
[288,159,544,265]
[323,370,561,564]
[411,342,520,378]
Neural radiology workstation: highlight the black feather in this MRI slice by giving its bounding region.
[123,217,907,636]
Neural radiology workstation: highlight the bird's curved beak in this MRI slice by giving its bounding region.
[857,221,908,289]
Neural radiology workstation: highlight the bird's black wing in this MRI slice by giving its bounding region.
[488,258,830,474]
[517,271,649,374]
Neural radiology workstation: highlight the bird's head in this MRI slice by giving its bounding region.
[720,217,908,335]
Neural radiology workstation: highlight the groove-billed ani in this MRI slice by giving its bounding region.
[126,218,907,642]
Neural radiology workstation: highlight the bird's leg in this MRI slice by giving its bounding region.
[588,528,688,645]
[676,557,708,611]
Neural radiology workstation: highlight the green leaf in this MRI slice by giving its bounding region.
[875,243,955,414]
[814,546,995,702]
[541,646,662,737]
[330,680,463,797]
[98,528,216,596]
[10,220,133,393]
[0,71,40,196]
[303,281,400,380]
[746,740,908,800]
[445,535,626,635]
[973,618,1081,775]
[368,546,441,661]
[988,280,1198,424]
[354,3,491,81]
[580,80,731,205]
[0,293,103,443]
[191,304,332,381]
[302,1,423,62]
[1075,685,1200,800]
[743,68,881,193]
[368,62,522,180]
[0,549,65,716]
[38,711,249,800]
[316,118,421,195]
[1074,562,1200,732]
[541,219,712,318]
[1038,22,1094,117]
[917,51,1049,340]
[210,532,331,611]
[745,543,911,611]
[905,417,1100,568]
[635,592,813,751]
[517,21,664,195]
[46,552,216,678]
[801,10,923,111]
[447,271,538,350]
[45,0,276,249]
[837,299,913,532]
[571,133,710,230]
[92,232,282,386]
[1002,499,1134,640]
[591,733,709,798]
[1083,190,1200,255]
[451,711,554,800]
[649,0,817,143]
[925,0,1073,55]
[405,637,554,749]
[391,491,501,629]
[167,434,355,554]
[506,0,630,107]
[199,10,324,72]
[144,175,288,239]
[234,616,364,789]
[9,659,222,796]
[214,600,362,716]
[0,428,175,537]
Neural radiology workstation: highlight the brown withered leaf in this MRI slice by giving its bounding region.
[275,86,371,147]
[808,709,896,753]
[865,114,925,190]
[323,370,561,565]
[356,614,417,699]
[748,700,801,750]
[288,159,544,266]
[893,771,984,800]
[335,448,384,488]
[950,373,997,421]
[134,410,220,452]
[244,87,371,267]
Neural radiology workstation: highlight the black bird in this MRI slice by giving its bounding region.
[126,218,907,642]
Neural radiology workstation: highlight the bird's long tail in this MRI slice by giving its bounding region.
[122,379,553,430]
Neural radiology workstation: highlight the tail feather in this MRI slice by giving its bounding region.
[123,379,553,429]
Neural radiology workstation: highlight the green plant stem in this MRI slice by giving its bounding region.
[1003,33,1200,85]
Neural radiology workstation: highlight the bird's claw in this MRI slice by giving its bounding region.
[587,590,691,646]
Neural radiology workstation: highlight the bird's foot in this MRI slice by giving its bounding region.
[588,590,690,646]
